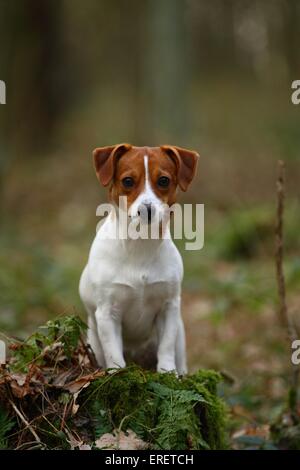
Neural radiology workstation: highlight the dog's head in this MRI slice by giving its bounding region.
[93,144,199,223]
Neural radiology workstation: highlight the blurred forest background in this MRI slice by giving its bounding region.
[0,0,300,447]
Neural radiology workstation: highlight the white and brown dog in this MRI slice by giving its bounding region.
[79,144,199,374]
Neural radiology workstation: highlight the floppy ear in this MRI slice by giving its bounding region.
[160,145,199,191]
[93,143,132,186]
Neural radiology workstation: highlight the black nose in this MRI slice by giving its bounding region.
[145,204,153,223]
[138,203,155,223]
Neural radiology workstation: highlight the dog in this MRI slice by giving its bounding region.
[79,144,199,374]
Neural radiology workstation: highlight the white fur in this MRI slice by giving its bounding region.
[79,156,187,374]
[128,156,165,221]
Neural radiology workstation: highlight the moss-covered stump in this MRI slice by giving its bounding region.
[81,367,227,450]
[0,316,228,450]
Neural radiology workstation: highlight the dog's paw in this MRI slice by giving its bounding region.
[107,367,122,375]
[106,358,126,373]
[176,366,188,377]
[157,361,177,376]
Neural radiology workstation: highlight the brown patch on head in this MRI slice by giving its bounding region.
[160,145,199,191]
[110,147,147,208]
[147,148,179,206]
[93,143,132,187]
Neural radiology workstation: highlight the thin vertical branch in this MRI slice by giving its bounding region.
[275,160,299,415]
[275,161,289,332]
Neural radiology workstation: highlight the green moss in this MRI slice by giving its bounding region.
[2,316,228,450]
[81,366,228,450]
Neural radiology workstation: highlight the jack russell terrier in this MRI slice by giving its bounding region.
[79,144,199,374]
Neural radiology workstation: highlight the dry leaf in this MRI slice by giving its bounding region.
[64,370,105,394]
[232,424,270,440]
[65,429,89,450]
[95,429,149,450]
[79,444,92,450]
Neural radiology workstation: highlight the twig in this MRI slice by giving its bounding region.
[60,400,70,431]
[9,399,41,443]
[15,440,45,450]
[80,335,98,369]
[275,160,299,415]
[275,161,289,332]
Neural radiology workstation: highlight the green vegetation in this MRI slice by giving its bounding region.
[1,203,299,449]
[0,408,15,449]
[9,315,87,373]
[84,368,227,450]
[0,316,227,450]
[0,0,300,450]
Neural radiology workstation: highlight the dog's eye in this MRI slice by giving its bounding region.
[122,177,134,188]
[157,176,170,188]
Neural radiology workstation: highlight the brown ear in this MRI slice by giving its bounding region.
[93,143,132,186]
[161,145,199,191]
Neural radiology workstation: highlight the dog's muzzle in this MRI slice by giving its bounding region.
[137,203,156,224]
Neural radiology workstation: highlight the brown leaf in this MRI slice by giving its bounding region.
[3,365,45,398]
[63,370,105,394]
[10,380,29,398]
[10,373,27,387]
[79,444,92,450]
[71,382,91,415]
[52,368,80,388]
[232,424,270,440]
[95,430,149,450]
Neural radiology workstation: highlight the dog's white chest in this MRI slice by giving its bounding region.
[80,230,183,347]
[105,269,173,343]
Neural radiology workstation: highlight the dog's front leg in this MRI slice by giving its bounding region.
[156,296,181,373]
[95,305,126,369]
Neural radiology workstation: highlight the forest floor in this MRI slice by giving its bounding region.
[0,202,300,449]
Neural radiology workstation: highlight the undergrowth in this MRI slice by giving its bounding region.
[9,315,87,372]
[0,407,15,449]
[0,315,228,450]
[82,367,227,450]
